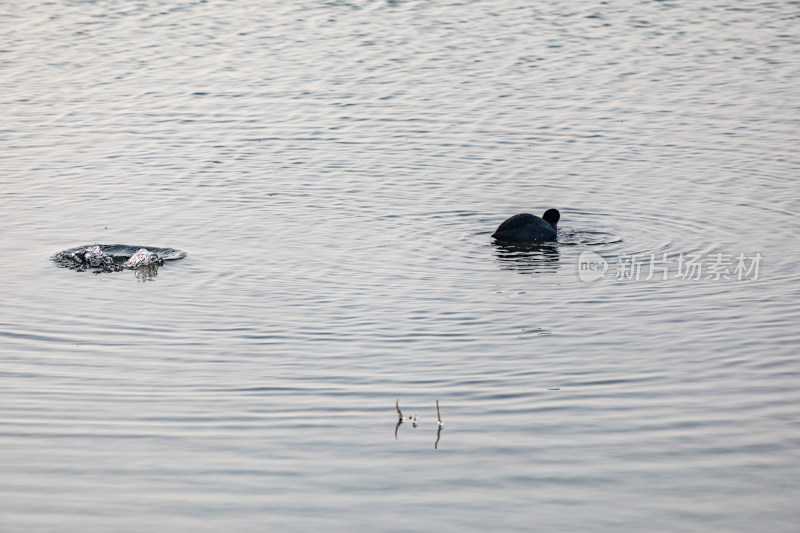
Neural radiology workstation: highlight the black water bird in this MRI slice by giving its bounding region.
[492,208,560,242]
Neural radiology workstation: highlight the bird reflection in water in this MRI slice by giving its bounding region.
[493,242,560,274]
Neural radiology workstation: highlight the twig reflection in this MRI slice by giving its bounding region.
[393,399,443,449]
[435,400,444,449]
[394,399,418,440]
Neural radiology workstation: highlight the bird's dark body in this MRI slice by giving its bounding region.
[492,210,559,242]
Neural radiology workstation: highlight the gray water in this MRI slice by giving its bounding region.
[2,1,799,531]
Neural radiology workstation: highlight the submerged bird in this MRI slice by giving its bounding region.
[492,208,560,242]
[436,400,444,427]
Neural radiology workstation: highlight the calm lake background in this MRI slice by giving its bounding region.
[2,0,799,531]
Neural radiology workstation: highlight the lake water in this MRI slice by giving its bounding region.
[2,1,799,531]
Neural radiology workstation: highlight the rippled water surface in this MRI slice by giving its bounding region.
[2,1,799,531]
